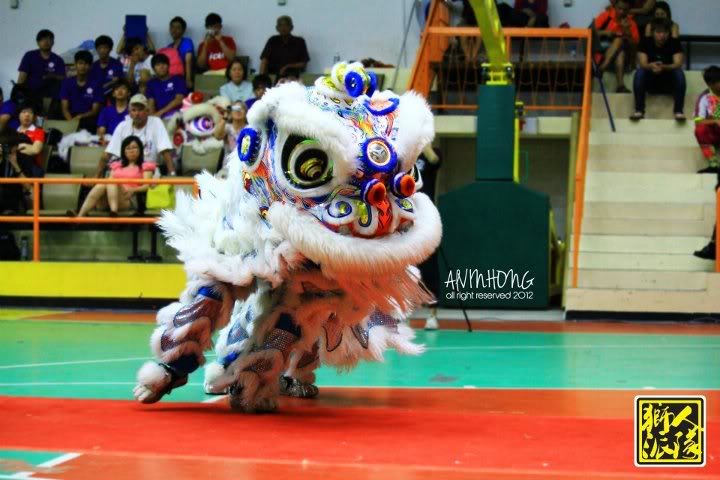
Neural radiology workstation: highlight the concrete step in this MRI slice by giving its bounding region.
[584,172,717,204]
[589,131,698,147]
[583,202,713,221]
[579,217,714,236]
[593,71,707,97]
[568,251,714,272]
[587,154,705,173]
[591,117,696,134]
[573,269,710,291]
[566,281,720,313]
[588,144,705,163]
[592,93,697,119]
[574,234,707,254]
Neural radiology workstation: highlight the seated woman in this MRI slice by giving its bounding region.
[69,136,155,217]
[219,58,253,103]
[644,1,679,38]
[16,103,45,174]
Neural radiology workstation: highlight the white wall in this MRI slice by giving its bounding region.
[1,0,717,96]
[0,0,423,95]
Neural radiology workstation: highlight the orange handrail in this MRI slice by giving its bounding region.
[0,177,197,261]
[571,33,594,288]
[717,190,719,273]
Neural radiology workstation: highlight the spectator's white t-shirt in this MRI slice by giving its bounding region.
[106,116,172,164]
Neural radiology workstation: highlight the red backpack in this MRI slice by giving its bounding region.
[157,47,184,77]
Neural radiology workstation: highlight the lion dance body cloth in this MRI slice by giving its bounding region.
[134,62,442,412]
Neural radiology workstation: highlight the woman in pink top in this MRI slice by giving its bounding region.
[69,136,156,217]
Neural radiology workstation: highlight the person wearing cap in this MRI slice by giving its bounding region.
[99,93,175,177]
[259,16,309,76]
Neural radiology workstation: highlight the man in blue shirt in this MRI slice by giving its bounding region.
[89,35,125,97]
[60,50,102,133]
[167,16,195,89]
[17,29,65,112]
[146,54,187,119]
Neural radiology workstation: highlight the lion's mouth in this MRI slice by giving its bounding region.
[313,194,417,239]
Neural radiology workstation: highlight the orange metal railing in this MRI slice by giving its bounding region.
[717,190,719,273]
[0,177,197,261]
[409,0,594,288]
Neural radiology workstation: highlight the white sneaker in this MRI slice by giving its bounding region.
[424,314,439,330]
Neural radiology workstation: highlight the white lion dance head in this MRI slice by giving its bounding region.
[136,62,442,413]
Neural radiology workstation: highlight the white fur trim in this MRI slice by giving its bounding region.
[392,91,435,172]
[136,361,171,391]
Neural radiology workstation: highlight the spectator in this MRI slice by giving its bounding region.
[167,16,195,89]
[60,50,102,133]
[16,104,46,171]
[644,1,678,38]
[89,35,125,96]
[146,54,187,119]
[628,0,656,30]
[260,16,310,76]
[214,100,247,159]
[275,68,302,86]
[101,94,175,176]
[0,131,34,214]
[16,29,66,109]
[70,136,155,217]
[694,66,720,174]
[245,74,272,110]
[220,57,253,102]
[496,1,549,27]
[0,87,18,133]
[595,0,640,93]
[124,37,154,93]
[97,79,131,143]
[630,18,686,121]
[197,13,237,72]
[693,68,720,261]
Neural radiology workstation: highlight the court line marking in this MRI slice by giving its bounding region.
[5,453,82,479]
[1,343,718,370]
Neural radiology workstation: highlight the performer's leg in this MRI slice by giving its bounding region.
[281,342,320,398]
[134,283,233,403]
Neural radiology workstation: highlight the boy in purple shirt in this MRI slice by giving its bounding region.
[97,79,131,143]
[89,35,125,97]
[146,53,186,119]
[17,29,65,109]
[60,50,102,133]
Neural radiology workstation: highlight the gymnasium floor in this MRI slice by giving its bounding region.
[0,308,718,479]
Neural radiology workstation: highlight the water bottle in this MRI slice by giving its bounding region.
[332,52,341,65]
[36,116,45,128]
[20,236,29,261]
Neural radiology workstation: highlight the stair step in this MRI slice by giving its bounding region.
[587,155,705,173]
[584,172,717,203]
[591,118,696,133]
[569,251,714,272]
[588,144,705,163]
[583,202,712,221]
[592,94,697,119]
[589,131,698,147]
[579,217,714,236]
[565,284,720,313]
[574,269,709,291]
[574,235,707,254]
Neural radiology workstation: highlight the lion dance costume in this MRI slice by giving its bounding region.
[134,62,442,412]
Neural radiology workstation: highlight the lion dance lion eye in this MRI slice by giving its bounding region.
[282,136,333,189]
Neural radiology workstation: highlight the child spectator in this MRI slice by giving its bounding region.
[16,104,46,171]
[595,0,640,93]
[630,18,685,122]
[213,100,247,159]
[644,1,678,38]
[220,57,253,102]
[146,54,187,119]
[694,66,720,174]
[245,74,272,110]
[60,50,102,133]
[17,29,66,107]
[167,16,195,89]
[89,35,125,96]
[97,79,131,143]
[70,136,155,217]
[197,13,237,72]
[124,37,154,93]
[102,94,175,176]
[260,16,309,76]
[275,68,302,86]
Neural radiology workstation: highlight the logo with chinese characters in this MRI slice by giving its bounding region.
[635,396,705,467]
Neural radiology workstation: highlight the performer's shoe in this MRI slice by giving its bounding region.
[279,375,319,398]
[694,242,717,261]
[133,362,188,404]
[424,314,439,330]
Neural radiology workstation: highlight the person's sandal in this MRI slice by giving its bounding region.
[629,112,644,121]
[616,86,631,93]
[674,112,687,122]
